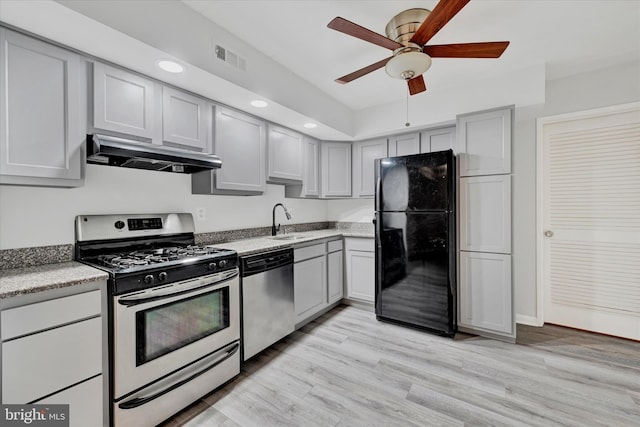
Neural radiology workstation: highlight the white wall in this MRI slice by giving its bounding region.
[327,198,374,223]
[512,59,640,324]
[0,165,327,249]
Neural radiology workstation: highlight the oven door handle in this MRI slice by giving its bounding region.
[118,269,238,307]
[117,341,239,410]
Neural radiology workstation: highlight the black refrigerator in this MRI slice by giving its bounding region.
[374,150,456,337]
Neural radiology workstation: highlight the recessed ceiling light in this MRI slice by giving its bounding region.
[303,123,318,129]
[157,60,184,73]
[250,100,268,108]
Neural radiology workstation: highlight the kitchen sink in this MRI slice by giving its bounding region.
[269,234,306,241]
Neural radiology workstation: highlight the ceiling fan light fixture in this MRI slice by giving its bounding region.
[385,51,432,80]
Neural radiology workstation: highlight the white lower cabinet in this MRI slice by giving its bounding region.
[0,286,106,426]
[327,250,344,304]
[458,251,513,337]
[294,247,326,323]
[35,375,103,427]
[344,237,375,303]
[293,238,344,325]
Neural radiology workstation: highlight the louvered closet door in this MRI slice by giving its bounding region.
[540,103,640,341]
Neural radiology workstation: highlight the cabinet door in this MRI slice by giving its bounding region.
[459,175,511,253]
[421,126,456,153]
[457,107,512,176]
[388,133,420,157]
[213,107,266,193]
[352,139,387,198]
[162,86,208,151]
[93,61,155,139]
[2,317,102,403]
[268,125,303,181]
[327,250,344,304]
[303,137,319,196]
[0,29,82,184]
[294,256,327,323]
[459,251,513,338]
[345,249,375,302]
[35,376,103,427]
[321,142,351,197]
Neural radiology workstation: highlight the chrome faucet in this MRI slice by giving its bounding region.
[272,203,292,236]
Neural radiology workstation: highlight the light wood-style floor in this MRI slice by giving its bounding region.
[161,305,640,427]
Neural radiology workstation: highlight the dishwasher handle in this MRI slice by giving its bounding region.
[241,248,293,277]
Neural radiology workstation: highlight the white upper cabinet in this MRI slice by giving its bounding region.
[457,106,512,176]
[284,136,320,198]
[162,86,208,151]
[192,106,266,194]
[93,61,155,139]
[0,29,83,186]
[459,175,512,254]
[302,137,320,196]
[388,133,420,157]
[352,138,387,198]
[321,142,351,198]
[267,125,303,181]
[421,126,456,153]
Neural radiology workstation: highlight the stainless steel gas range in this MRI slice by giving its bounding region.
[75,213,240,427]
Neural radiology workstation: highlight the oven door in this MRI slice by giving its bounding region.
[113,268,240,399]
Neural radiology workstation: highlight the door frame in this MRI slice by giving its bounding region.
[535,101,640,327]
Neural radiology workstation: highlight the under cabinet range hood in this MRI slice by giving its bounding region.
[86,134,222,173]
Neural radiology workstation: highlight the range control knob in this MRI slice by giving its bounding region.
[143,275,154,285]
[218,259,227,268]
[208,262,217,271]
[158,272,168,282]
[114,220,125,230]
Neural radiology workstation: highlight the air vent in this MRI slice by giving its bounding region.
[214,43,246,71]
[215,45,226,61]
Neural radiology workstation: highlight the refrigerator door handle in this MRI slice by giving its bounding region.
[374,159,382,211]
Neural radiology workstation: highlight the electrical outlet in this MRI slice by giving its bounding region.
[196,208,206,221]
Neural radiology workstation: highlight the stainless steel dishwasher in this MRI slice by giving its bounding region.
[240,248,294,361]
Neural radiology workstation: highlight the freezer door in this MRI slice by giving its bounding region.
[375,212,455,335]
[376,150,453,212]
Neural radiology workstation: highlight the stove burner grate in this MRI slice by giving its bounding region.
[95,245,228,269]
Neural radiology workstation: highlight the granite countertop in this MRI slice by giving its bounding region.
[212,229,373,256]
[0,228,373,298]
[0,262,109,299]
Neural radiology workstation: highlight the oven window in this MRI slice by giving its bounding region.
[136,288,229,366]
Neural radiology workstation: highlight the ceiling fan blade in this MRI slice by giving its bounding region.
[410,0,470,46]
[423,41,510,58]
[408,75,426,95]
[328,17,403,50]
[335,57,393,84]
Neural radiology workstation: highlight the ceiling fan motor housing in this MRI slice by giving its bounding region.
[384,8,433,80]
[385,8,431,45]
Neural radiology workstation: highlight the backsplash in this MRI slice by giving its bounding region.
[195,221,331,245]
[0,221,374,270]
[0,244,73,270]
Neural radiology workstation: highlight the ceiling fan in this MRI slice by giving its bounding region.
[327,0,510,95]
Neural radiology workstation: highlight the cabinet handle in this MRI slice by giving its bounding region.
[544,230,554,237]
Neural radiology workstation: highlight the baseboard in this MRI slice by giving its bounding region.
[516,314,543,327]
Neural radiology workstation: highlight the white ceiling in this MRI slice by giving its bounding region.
[182,0,640,111]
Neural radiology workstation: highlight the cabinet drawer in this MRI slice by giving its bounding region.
[327,239,343,253]
[1,290,101,340]
[35,375,103,427]
[294,243,325,262]
[344,237,374,252]
[2,317,102,403]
